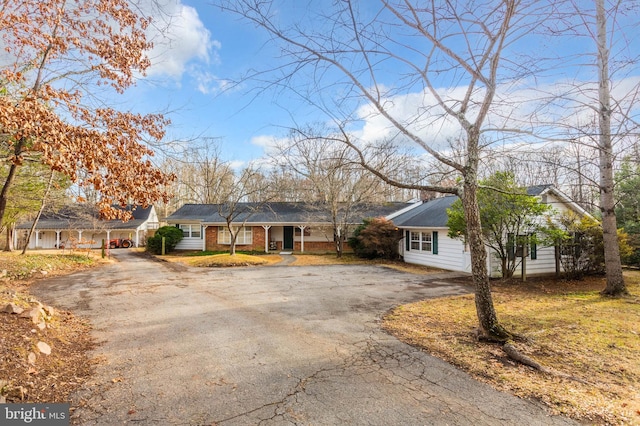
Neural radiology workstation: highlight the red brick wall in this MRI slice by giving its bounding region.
[204,226,267,252]
[203,226,351,253]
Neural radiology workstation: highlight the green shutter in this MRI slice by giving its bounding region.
[432,231,438,254]
[405,231,410,251]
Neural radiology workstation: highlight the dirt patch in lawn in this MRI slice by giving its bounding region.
[383,271,640,425]
[0,251,108,404]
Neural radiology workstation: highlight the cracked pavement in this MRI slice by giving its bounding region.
[32,251,577,425]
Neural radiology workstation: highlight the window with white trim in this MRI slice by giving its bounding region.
[410,232,421,250]
[179,224,201,238]
[218,226,252,245]
[421,232,432,252]
[409,231,436,253]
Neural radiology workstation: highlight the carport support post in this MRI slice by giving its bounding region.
[298,225,306,253]
[262,225,271,252]
[162,237,166,255]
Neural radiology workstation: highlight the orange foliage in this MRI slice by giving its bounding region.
[0,0,174,220]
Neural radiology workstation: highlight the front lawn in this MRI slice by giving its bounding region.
[383,271,640,425]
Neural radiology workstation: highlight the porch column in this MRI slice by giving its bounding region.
[106,230,111,248]
[202,225,208,251]
[78,230,83,244]
[262,225,271,252]
[56,231,61,249]
[135,229,140,247]
[34,230,39,249]
[298,225,306,253]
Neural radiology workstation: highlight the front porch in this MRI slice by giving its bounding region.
[201,225,345,253]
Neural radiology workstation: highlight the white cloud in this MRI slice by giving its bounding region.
[351,74,640,152]
[191,69,234,95]
[251,135,287,153]
[143,1,219,79]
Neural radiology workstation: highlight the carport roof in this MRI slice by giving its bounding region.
[167,202,410,225]
[15,205,155,230]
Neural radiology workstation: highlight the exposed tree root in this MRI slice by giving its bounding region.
[502,341,588,384]
[502,342,551,373]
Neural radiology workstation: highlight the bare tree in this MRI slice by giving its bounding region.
[272,125,386,257]
[162,141,235,209]
[216,0,552,340]
[542,0,639,295]
[594,0,626,295]
[216,165,273,255]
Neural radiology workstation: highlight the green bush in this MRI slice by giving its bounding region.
[349,217,402,260]
[147,226,184,254]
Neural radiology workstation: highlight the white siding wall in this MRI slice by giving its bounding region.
[175,238,203,250]
[487,244,559,278]
[401,229,472,273]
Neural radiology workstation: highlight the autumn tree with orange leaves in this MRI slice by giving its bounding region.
[0,0,174,228]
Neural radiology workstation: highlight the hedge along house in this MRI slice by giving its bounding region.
[390,185,594,278]
[166,202,410,253]
[14,205,160,250]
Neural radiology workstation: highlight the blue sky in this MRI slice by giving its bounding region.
[123,1,640,168]
[125,0,297,166]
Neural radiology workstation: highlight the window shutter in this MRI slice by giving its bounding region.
[405,231,410,251]
[432,231,438,254]
[201,225,204,239]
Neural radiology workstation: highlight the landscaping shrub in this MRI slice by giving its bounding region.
[349,217,402,260]
[147,226,184,254]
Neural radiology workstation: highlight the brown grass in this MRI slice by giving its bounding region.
[383,272,640,425]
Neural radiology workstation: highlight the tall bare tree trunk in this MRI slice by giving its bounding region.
[596,0,626,296]
[461,170,511,341]
[0,139,26,231]
[5,223,15,252]
[22,171,55,255]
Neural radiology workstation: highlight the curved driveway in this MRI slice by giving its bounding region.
[33,251,575,425]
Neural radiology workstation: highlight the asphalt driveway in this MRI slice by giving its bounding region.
[32,251,576,425]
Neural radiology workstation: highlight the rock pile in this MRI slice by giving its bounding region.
[1,297,56,403]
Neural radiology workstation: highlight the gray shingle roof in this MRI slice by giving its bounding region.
[167,202,409,225]
[391,196,458,228]
[526,184,554,196]
[15,205,154,230]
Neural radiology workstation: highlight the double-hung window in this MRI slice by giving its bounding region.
[179,224,201,239]
[421,232,432,252]
[410,232,421,250]
[408,231,438,254]
[218,226,252,245]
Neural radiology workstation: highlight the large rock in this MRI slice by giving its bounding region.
[3,303,24,314]
[20,307,45,324]
[37,341,51,355]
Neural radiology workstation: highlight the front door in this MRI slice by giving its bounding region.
[283,226,294,251]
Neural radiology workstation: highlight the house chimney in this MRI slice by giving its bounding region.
[420,190,438,202]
